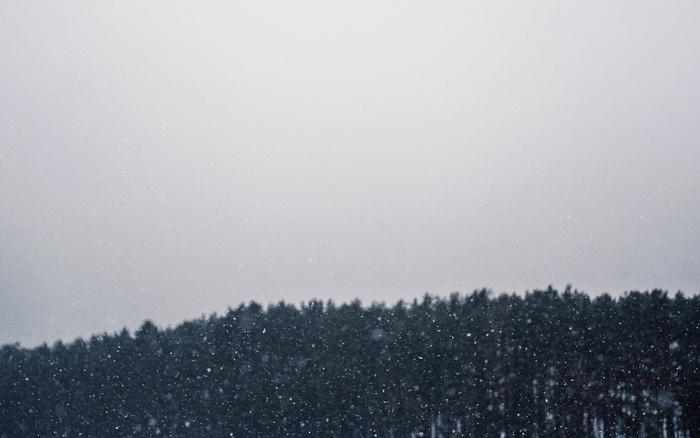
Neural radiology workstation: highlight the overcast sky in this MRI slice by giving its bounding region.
[2,0,699,347]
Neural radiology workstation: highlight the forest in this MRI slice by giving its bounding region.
[1,287,699,438]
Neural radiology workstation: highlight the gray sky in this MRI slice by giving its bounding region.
[2,0,699,347]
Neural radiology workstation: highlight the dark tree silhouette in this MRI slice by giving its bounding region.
[0,288,698,437]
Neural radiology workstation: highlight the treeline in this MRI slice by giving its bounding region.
[1,287,699,438]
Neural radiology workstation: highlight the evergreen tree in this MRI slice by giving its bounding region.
[1,288,698,437]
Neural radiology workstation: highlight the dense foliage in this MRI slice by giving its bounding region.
[1,287,699,437]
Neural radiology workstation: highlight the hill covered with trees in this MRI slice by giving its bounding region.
[1,287,699,437]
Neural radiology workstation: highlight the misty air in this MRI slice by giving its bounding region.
[1,1,699,436]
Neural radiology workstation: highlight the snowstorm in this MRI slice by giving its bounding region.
[2,0,698,348]
[1,1,700,435]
